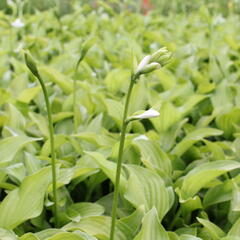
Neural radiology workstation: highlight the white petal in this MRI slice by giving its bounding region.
[133,109,160,119]
[136,55,151,73]
[11,18,24,28]
[134,135,149,141]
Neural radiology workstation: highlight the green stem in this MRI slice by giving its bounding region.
[110,75,136,240]
[73,58,83,133]
[169,206,182,230]
[215,56,226,79]
[35,72,58,227]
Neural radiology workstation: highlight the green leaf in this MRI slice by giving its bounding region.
[160,118,188,151]
[0,228,18,240]
[179,94,207,116]
[66,202,105,222]
[64,207,144,240]
[203,140,225,160]
[29,112,49,137]
[197,217,225,240]
[3,163,26,183]
[105,99,123,128]
[63,216,124,240]
[0,135,41,167]
[179,235,202,240]
[178,160,240,201]
[221,237,240,240]
[203,176,240,207]
[24,152,42,175]
[133,208,169,240]
[168,232,180,240]
[124,165,174,220]
[228,217,240,237]
[6,104,26,130]
[104,69,129,94]
[47,231,92,240]
[181,196,202,217]
[132,139,172,175]
[52,112,73,123]
[117,206,145,239]
[35,229,65,240]
[17,85,41,103]
[20,233,40,240]
[41,134,68,156]
[0,167,52,229]
[0,88,11,106]
[172,128,223,157]
[151,102,180,132]
[231,180,240,212]
[128,81,148,115]
[86,151,127,191]
[38,66,73,94]
[216,108,240,139]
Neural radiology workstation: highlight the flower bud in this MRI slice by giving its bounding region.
[11,18,24,28]
[149,47,172,66]
[24,51,39,77]
[157,52,172,65]
[134,47,172,78]
[127,109,160,122]
[80,37,97,61]
[149,47,168,63]
[135,55,151,73]
[138,62,160,75]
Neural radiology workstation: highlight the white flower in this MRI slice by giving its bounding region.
[134,109,160,119]
[11,18,24,28]
[137,62,160,75]
[127,109,160,122]
[136,55,151,73]
[134,47,172,77]
[134,135,149,141]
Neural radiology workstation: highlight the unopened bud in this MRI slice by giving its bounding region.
[149,47,168,63]
[134,46,172,78]
[127,109,160,122]
[138,62,160,75]
[149,47,172,67]
[135,55,151,73]
[24,51,39,77]
[81,37,97,61]
[157,52,172,65]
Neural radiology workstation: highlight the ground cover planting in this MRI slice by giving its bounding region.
[0,1,240,239]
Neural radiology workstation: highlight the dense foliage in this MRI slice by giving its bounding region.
[0,2,240,239]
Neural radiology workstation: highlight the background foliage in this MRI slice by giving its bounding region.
[0,0,240,239]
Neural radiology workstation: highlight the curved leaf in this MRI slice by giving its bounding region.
[179,160,240,201]
[124,165,174,220]
[39,66,73,94]
[133,139,172,175]
[172,128,223,157]
[86,151,127,191]
[66,202,105,222]
[197,217,225,240]
[133,208,169,240]
[228,217,240,237]
[47,231,95,240]
[0,228,18,240]
[64,207,144,240]
[0,167,52,229]
[0,135,41,167]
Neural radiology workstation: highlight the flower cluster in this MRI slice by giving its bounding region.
[135,47,172,76]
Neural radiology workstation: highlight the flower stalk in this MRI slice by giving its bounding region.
[24,52,59,227]
[73,37,96,133]
[110,47,171,240]
[109,74,136,240]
